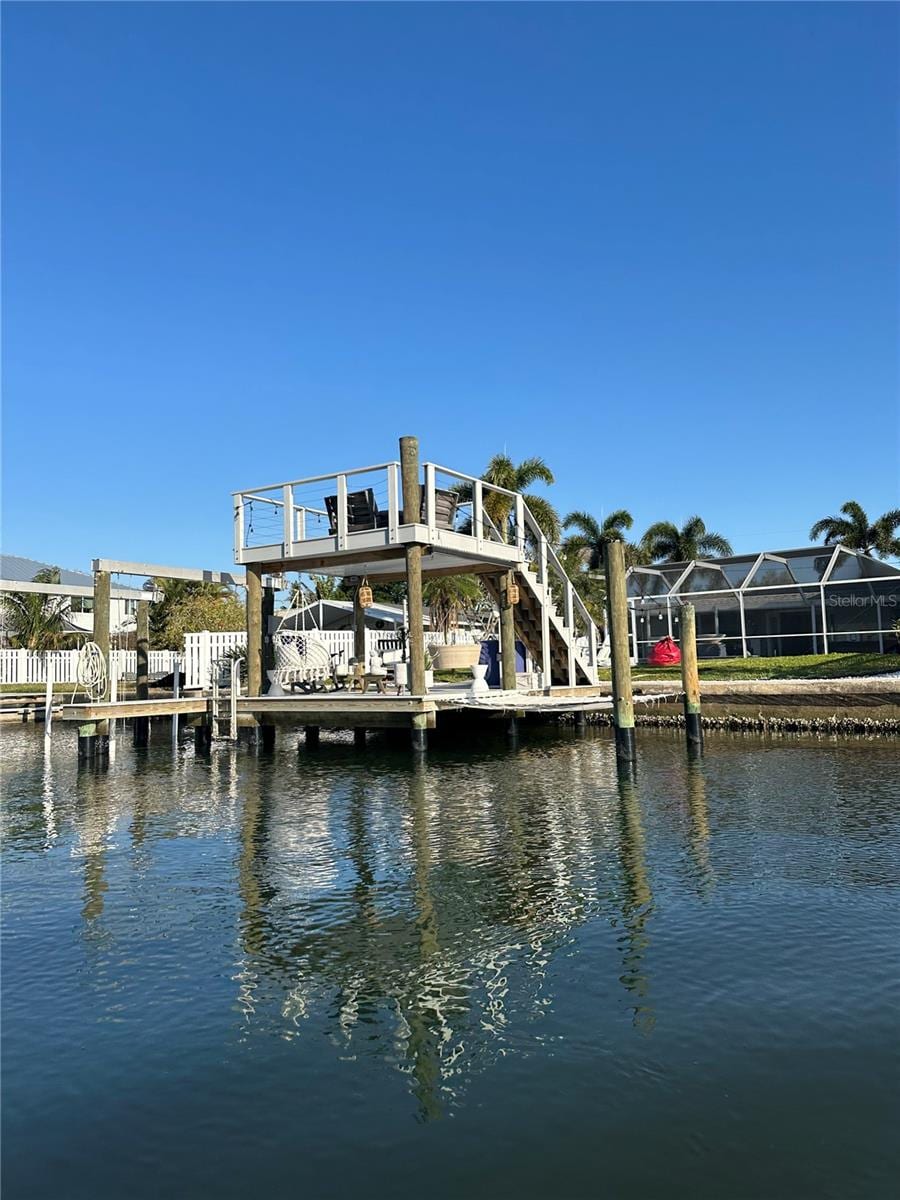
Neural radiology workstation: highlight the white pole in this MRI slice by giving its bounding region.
[43,658,54,753]
[172,653,180,748]
[230,656,241,741]
[629,603,639,665]
[109,657,118,761]
[820,584,830,654]
[539,538,551,686]
[738,591,748,657]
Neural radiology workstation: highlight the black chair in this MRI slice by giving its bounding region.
[325,488,382,534]
[421,488,459,530]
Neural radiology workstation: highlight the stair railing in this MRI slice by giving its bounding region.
[520,504,600,683]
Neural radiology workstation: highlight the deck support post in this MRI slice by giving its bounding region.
[133,599,150,748]
[246,564,264,697]
[93,569,112,741]
[194,721,212,754]
[354,727,367,749]
[78,722,108,762]
[304,725,320,749]
[575,710,587,734]
[400,436,427,697]
[499,570,517,691]
[679,602,703,753]
[410,712,428,754]
[603,540,636,765]
[354,586,367,666]
[507,713,519,742]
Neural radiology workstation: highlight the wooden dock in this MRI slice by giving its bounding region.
[59,693,440,731]
[56,687,638,737]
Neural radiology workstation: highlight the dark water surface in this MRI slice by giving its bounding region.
[2,724,899,1199]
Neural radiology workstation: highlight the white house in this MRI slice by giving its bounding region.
[0,555,147,644]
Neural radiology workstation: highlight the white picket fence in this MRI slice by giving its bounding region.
[0,648,177,686]
[2,628,482,690]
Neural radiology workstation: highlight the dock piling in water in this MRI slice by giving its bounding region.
[133,600,150,748]
[400,436,427,699]
[604,539,637,765]
[679,603,703,753]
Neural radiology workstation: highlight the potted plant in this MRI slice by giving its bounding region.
[423,645,435,691]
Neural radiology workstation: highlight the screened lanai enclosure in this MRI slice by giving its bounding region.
[627,545,900,661]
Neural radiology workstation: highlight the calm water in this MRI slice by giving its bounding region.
[2,723,899,1199]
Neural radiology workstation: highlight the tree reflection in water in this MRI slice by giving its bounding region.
[229,741,669,1120]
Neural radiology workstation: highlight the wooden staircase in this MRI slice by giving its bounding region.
[483,554,599,688]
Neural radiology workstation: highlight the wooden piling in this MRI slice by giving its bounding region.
[246,564,263,697]
[410,711,428,753]
[194,721,212,754]
[499,570,517,691]
[133,599,150,748]
[93,570,111,700]
[354,727,367,749]
[79,568,112,757]
[679,602,703,752]
[304,725,320,748]
[603,539,636,764]
[354,585,367,665]
[400,436,427,697]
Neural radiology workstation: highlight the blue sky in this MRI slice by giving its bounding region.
[3,2,897,573]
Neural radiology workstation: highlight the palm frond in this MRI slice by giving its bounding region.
[563,510,603,542]
[522,493,560,544]
[514,457,555,489]
[697,532,733,558]
[602,509,634,536]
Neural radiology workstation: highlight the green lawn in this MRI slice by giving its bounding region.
[598,652,899,682]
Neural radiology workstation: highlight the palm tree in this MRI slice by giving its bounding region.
[310,574,348,601]
[558,542,608,627]
[149,576,231,642]
[0,567,71,650]
[422,575,483,639]
[458,454,560,544]
[640,516,733,564]
[809,501,900,559]
[562,509,634,570]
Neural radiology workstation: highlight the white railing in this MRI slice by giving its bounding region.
[233,459,523,558]
[183,628,481,688]
[0,648,177,687]
[183,630,247,691]
[521,503,600,684]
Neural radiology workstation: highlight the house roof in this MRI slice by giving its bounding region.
[0,555,146,595]
[627,543,900,598]
[288,599,431,626]
[1,554,95,587]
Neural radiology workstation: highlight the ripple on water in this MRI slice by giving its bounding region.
[2,725,899,1199]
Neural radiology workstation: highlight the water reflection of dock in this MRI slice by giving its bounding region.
[225,745,672,1118]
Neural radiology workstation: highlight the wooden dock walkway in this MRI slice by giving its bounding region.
[59,693,440,730]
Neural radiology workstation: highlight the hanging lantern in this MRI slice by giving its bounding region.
[357,578,373,609]
[507,582,520,606]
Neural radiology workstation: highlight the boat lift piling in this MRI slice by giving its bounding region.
[679,603,703,754]
[604,539,637,768]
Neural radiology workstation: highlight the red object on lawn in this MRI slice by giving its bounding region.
[648,636,681,667]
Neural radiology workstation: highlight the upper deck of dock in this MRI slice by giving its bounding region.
[233,458,536,580]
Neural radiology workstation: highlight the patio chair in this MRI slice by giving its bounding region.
[421,487,459,530]
[272,631,333,692]
[325,488,385,534]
